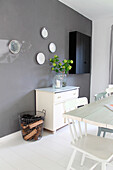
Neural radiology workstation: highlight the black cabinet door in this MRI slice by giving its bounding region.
[69,31,91,74]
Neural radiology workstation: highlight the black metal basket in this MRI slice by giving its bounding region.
[19,110,46,141]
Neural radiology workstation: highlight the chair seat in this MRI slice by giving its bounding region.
[72,134,113,161]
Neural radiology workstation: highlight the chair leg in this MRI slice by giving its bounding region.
[101,162,106,170]
[89,162,99,170]
[103,131,106,137]
[66,150,76,170]
[97,127,101,136]
[81,154,85,166]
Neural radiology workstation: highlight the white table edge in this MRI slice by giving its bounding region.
[83,118,107,128]
[63,114,82,121]
[107,124,113,130]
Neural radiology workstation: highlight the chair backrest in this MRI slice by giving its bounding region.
[75,97,88,108]
[106,87,113,96]
[94,92,107,101]
[67,118,87,143]
[64,97,88,113]
[64,98,77,112]
[64,97,88,142]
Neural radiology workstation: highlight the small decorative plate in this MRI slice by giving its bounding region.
[36,52,46,65]
[49,42,57,53]
[41,27,48,39]
[9,40,21,54]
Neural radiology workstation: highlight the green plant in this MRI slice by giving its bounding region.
[49,55,73,74]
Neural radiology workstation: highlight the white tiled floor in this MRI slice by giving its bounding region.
[0,124,113,170]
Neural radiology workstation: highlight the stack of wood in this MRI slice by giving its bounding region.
[20,118,44,141]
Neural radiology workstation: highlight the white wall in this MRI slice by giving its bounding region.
[90,17,113,102]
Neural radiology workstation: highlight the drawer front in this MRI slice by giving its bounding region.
[54,89,79,104]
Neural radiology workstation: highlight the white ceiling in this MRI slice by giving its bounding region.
[58,0,113,20]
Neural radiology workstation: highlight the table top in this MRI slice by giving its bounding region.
[35,86,79,93]
[64,96,113,129]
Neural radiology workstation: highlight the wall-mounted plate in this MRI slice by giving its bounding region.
[41,27,48,39]
[49,42,57,53]
[9,40,21,54]
[36,52,46,64]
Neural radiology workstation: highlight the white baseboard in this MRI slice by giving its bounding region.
[0,130,21,142]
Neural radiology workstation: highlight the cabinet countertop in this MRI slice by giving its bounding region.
[35,86,79,93]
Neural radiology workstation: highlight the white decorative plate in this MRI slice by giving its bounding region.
[41,27,48,39]
[49,43,57,53]
[9,40,21,54]
[36,52,46,64]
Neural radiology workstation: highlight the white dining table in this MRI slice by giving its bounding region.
[64,95,113,130]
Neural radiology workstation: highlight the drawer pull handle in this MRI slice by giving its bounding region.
[58,96,61,99]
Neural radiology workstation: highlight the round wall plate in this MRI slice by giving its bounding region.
[36,52,46,64]
[49,42,57,53]
[41,27,48,39]
[9,40,21,54]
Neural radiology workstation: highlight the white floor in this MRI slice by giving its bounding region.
[0,124,113,170]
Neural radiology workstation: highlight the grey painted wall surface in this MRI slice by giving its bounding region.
[0,0,92,137]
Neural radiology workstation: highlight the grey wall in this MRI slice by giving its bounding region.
[0,0,92,137]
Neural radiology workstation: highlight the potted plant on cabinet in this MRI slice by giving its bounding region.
[49,55,73,88]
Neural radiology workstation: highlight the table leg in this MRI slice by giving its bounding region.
[101,162,106,170]
[97,127,101,136]
[81,154,85,166]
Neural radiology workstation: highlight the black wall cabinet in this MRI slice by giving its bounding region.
[69,31,91,74]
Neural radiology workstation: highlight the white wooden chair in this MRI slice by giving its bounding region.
[64,97,88,168]
[64,97,88,112]
[108,84,113,88]
[66,119,113,170]
[63,97,88,123]
[106,87,113,96]
[64,98,113,170]
[95,91,113,137]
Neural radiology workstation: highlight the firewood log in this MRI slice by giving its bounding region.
[28,137,34,141]
[22,129,28,136]
[34,126,42,140]
[34,133,39,140]
[29,120,43,129]
[24,129,37,141]
[21,123,28,129]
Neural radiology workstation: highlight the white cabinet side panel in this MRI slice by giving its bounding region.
[36,91,54,131]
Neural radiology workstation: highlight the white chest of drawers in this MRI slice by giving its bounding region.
[35,86,79,133]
